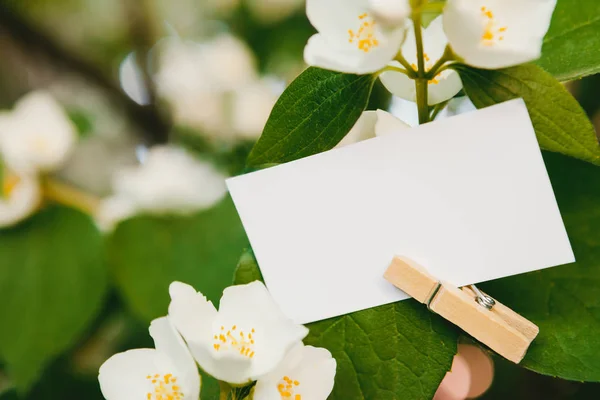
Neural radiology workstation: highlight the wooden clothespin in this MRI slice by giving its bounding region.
[384,256,539,363]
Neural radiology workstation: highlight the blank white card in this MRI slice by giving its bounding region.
[227,99,575,324]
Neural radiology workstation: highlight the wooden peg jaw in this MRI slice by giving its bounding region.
[384,256,539,363]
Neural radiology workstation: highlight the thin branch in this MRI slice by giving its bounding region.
[0,3,171,145]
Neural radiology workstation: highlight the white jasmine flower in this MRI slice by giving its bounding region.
[99,317,200,400]
[368,0,411,26]
[246,0,305,25]
[0,91,76,174]
[254,343,337,400]
[0,169,41,228]
[380,17,462,105]
[231,78,282,140]
[443,0,558,69]
[337,109,410,147]
[168,281,309,385]
[304,0,407,74]
[96,146,226,230]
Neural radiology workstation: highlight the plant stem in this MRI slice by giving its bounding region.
[42,178,100,215]
[219,381,230,400]
[430,100,449,120]
[394,51,417,77]
[411,2,429,124]
[379,65,411,77]
[415,78,429,124]
[426,45,454,79]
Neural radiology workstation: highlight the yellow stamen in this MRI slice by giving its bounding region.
[3,173,20,197]
[278,376,302,399]
[146,373,183,399]
[348,13,380,53]
[480,7,508,46]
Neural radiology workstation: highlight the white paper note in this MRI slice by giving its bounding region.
[227,99,575,324]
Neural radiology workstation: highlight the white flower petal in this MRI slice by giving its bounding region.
[0,91,76,174]
[368,0,411,26]
[99,349,159,400]
[374,109,410,136]
[150,317,200,400]
[304,32,402,75]
[305,0,406,74]
[337,109,409,147]
[0,170,41,228]
[336,111,378,147]
[168,281,218,345]
[443,0,557,69]
[380,17,462,105]
[119,52,150,106]
[254,344,337,400]
[99,318,199,400]
[217,282,309,381]
[306,0,369,43]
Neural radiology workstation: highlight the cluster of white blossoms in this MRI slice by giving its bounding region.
[99,281,337,400]
[0,91,77,227]
[96,145,228,231]
[154,34,282,141]
[304,0,557,106]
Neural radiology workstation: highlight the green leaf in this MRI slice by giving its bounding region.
[108,197,249,322]
[234,251,458,400]
[0,206,107,392]
[480,152,600,381]
[455,64,600,166]
[538,0,600,81]
[67,109,94,138]
[247,68,376,166]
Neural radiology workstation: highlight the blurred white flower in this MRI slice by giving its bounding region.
[0,169,41,228]
[155,40,228,136]
[201,35,258,91]
[304,0,407,74]
[443,0,557,69]
[231,78,282,140]
[337,109,410,147]
[155,36,262,138]
[168,281,309,384]
[96,146,226,231]
[0,91,77,174]
[368,0,411,26]
[380,17,462,105]
[246,0,305,24]
[98,317,200,400]
[254,343,337,400]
